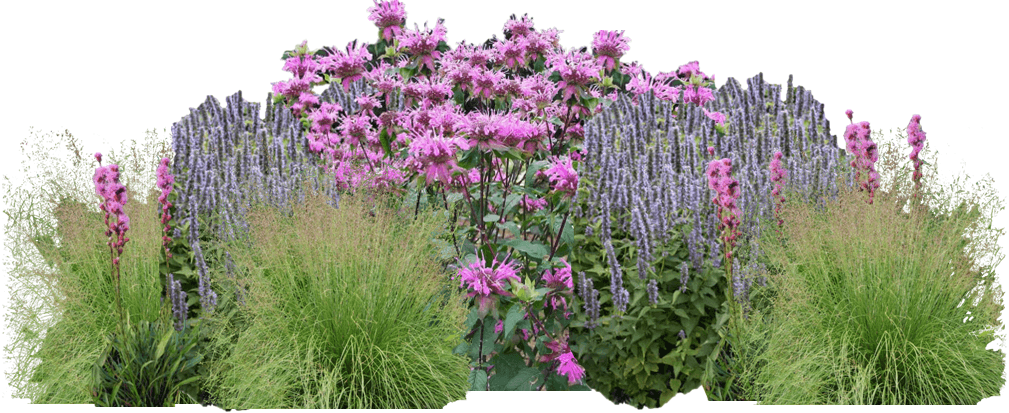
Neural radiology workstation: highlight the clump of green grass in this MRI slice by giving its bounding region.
[206,185,470,409]
[751,127,1005,404]
[4,128,178,403]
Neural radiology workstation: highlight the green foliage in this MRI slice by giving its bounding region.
[207,190,469,409]
[568,213,730,408]
[749,147,1006,404]
[91,317,203,407]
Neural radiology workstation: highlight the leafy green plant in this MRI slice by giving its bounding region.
[91,316,203,407]
[568,211,730,408]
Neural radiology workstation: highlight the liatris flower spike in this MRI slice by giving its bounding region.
[907,114,927,201]
[769,151,788,227]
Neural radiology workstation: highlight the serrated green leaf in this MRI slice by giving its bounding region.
[505,367,540,390]
[503,304,523,341]
[469,369,488,391]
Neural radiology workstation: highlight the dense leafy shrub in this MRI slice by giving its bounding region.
[569,211,729,408]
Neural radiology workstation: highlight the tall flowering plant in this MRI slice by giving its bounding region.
[906,114,927,210]
[93,152,131,327]
[269,0,721,391]
[843,109,881,204]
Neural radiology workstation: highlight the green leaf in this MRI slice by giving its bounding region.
[503,304,523,341]
[488,353,525,391]
[483,214,500,223]
[501,239,549,261]
[505,367,540,391]
[469,369,488,391]
[379,128,394,159]
[154,328,174,360]
[458,147,481,169]
[495,221,521,238]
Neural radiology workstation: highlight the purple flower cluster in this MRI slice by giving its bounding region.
[577,271,600,329]
[581,72,851,313]
[843,110,880,204]
[167,273,188,331]
[93,154,130,256]
[768,151,788,227]
[156,157,175,259]
[171,89,350,316]
[604,240,629,313]
[906,114,927,199]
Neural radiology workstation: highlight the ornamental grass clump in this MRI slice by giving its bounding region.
[4,129,207,405]
[753,126,1005,404]
[207,185,469,409]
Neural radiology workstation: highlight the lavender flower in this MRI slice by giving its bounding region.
[168,273,188,331]
[646,279,659,304]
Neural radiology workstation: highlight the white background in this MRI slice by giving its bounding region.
[1,0,1006,411]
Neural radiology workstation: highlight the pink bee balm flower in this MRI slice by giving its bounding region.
[545,156,578,198]
[320,41,372,92]
[683,84,716,106]
[407,130,469,186]
[457,254,522,314]
[399,19,448,72]
[591,30,630,72]
[520,195,548,213]
[503,14,535,38]
[542,258,573,290]
[677,60,709,81]
[471,68,504,100]
[556,352,585,384]
[704,108,726,126]
[547,49,603,101]
[367,0,407,42]
[495,37,528,69]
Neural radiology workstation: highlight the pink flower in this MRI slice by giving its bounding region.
[556,352,585,384]
[703,108,726,126]
[591,30,630,72]
[406,130,469,186]
[545,156,578,198]
[495,319,504,334]
[367,0,407,42]
[459,112,508,151]
[495,37,528,69]
[541,258,573,290]
[472,69,504,100]
[503,14,535,38]
[547,49,603,101]
[457,254,522,314]
[282,54,321,79]
[683,84,716,106]
[400,19,448,72]
[520,195,548,213]
[677,60,709,80]
[320,41,372,91]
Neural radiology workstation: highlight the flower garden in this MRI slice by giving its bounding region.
[3,0,1005,408]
